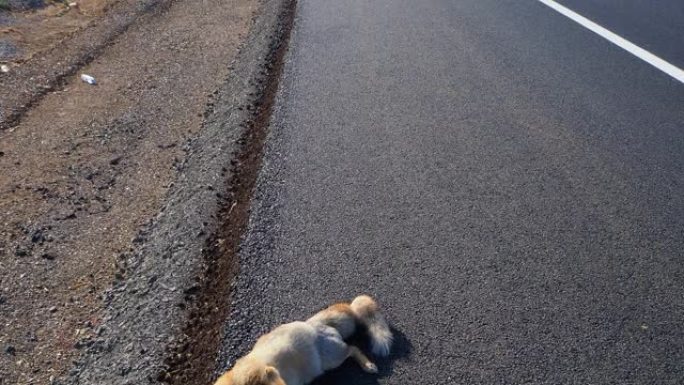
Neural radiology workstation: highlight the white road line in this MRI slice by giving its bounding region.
[537,0,684,84]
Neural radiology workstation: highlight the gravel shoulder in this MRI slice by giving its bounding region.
[0,0,294,383]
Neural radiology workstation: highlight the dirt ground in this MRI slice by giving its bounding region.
[1,0,112,63]
[0,0,257,383]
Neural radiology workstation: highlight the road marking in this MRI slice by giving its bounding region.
[537,0,684,84]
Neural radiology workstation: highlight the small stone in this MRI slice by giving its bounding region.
[74,338,90,349]
[5,345,16,355]
[41,253,56,260]
[1,65,9,73]
[26,332,37,342]
[31,230,45,244]
[62,212,77,220]
[15,247,29,257]
[49,306,58,313]
[119,365,131,376]
[109,155,123,166]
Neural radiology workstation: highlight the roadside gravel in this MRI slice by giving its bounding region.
[0,0,294,384]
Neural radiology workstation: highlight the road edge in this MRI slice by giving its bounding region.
[61,0,296,383]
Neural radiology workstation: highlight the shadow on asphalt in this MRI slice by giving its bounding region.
[313,326,413,385]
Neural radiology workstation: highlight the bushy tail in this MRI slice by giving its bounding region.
[350,295,393,357]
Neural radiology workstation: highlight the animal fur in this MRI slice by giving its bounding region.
[214,295,393,385]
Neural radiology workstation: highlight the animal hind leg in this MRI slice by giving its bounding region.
[348,346,378,374]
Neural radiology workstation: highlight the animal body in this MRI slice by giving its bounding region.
[214,295,393,385]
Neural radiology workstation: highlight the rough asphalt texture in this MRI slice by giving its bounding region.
[219,0,684,384]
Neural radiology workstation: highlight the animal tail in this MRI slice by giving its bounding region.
[350,295,393,357]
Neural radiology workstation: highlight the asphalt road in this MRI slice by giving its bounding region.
[219,0,684,383]
[556,0,684,69]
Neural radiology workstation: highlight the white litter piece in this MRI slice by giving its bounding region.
[80,74,97,85]
[0,65,9,73]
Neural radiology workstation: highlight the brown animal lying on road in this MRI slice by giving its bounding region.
[214,295,393,385]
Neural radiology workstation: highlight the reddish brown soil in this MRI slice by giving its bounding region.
[0,0,256,383]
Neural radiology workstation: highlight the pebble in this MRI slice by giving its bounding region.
[31,229,45,244]
[109,155,123,165]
